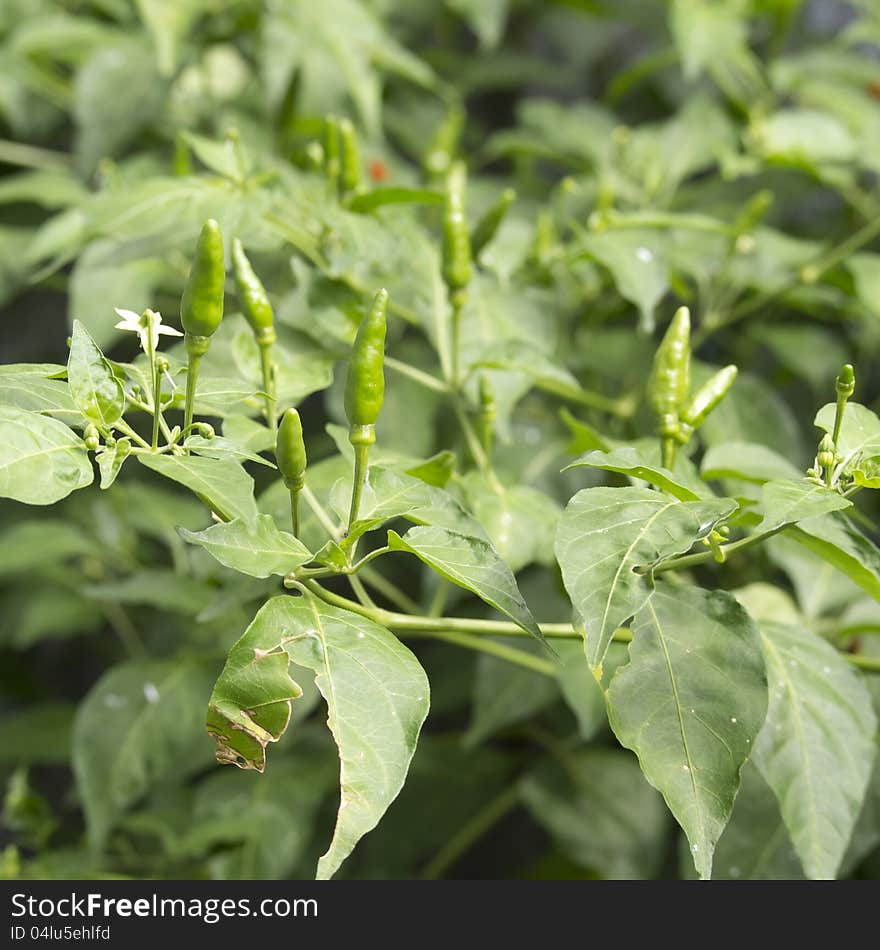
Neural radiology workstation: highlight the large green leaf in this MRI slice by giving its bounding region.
[207,595,429,877]
[0,407,93,504]
[138,453,258,526]
[815,401,880,474]
[606,582,768,879]
[387,525,542,641]
[752,621,877,879]
[72,658,216,848]
[67,320,125,428]
[701,441,802,484]
[758,479,851,532]
[179,515,312,579]
[789,512,880,603]
[555,487,736,670]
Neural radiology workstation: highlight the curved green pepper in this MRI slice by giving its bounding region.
[677,364,737,442]
[276,408,307,491]
[339,118,361,196]
[181,218,225,350]
[471,188,515,260]
[649,306,691,437]
[344,288,388,443]
[231,239,276,346]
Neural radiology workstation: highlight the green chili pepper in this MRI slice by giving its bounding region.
[324,115,341,194]
[471,189,515,260]
[181,218,225,436]
[339,117,361,196]
[424,104,464,178]
[442,161,472,295]
[276,408,307,536]
[344,289,388,532]
[649,306,690,468]
[477,373,496,460]
[345,288,388,439]
[677,364,738,442]
[231,239,275,345]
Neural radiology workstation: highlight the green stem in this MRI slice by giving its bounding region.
[184,352,202,440]
[259,342,276,431]
[289,487,300,537]
[843,653,880,674]
[302,484,342,540]
[349,545,391,573]
[530,378,635,419]
[113,419,151,450]
[403,628,555,676]
[349,574,378,610]
[359,567,422,615]
[347,442,370,533]
[420,785,520,880]
[651,527,785,575]
[0,138,70,170]
[451,298,464,387]
[385,356,449,393]
[661,436,677,471]
[151,359,162,451]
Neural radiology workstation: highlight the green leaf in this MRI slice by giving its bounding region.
[184,434,276,468]
[137,453,258,526]
[447,0,509,49]
[815,401,880,474]
[565,447,708,501]
[96,438,130,489]
[555,640,608,741]
[82,568,216,616]
[555,487,736,670]
[752,109,856,170]
[0,519,94,576]
[578,230,668,332]
[521,748,669,880]
[67,320,125,428]
[0,703,75,767]
[0,407,93,505]
[848,253,880,321]
[179,514,312,579]
[209,595,430,879]
[387,525,543,642]
[695,763,804,881]
[606,582,768,879]
[701,441,802,484]
[752,621,877,879]
[758,479,851,532]
[72,658,217,849]
[788,512,880,604]
[0,374,81,421]
[177,130,242,181]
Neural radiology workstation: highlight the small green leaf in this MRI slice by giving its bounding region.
[753,621,877,880]
[137,453,258,526]
[388,525,543,642]
[67,320,125,428]
[0,407,93,505]
[97,438,130,489]
[184,434,276,468]
[606,582,768,879]
[179,514,312,579]
[565,447,709,501]
[758,479,851,532]
[555,487,736,670]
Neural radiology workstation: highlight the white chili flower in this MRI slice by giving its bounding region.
[114,308,183,353]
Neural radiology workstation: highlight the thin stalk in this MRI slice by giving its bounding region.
[183,352,202,439]
[347,442,370,532]
[302,484,342,540]
[289,487,300,537]
[451,298,464,387]
[349,574,377,610]
[113,419,151,450]
[0,138,70,170]
[385,356,449,393]
[428,579,450,618]
[359,567,422,615]
[651,527,786,575]
[452,397,503,490]
[420,785,520,880]
[259,342,276,431]
[349,546,392,573]
[402,628,555,676]
[151,359,162,451]
[661,437,677,471]
[844,653,880,674]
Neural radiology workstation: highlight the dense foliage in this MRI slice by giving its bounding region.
[2,0,880,881]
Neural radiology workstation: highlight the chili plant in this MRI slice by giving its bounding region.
[2,0,880,882]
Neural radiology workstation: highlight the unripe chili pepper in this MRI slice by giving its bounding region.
[276,408,307,491]
[677,364,738,442]
[471,188,515,260]
[181,218,225,345]
[344,289,388,533]
[477,373,497,460]
[339,118,361,196]
[649,306,690,468]
[181,218,225,437]
[424,104,464,178]
[276,408,307,536]
[344,289,388,438]
[231,239,276,346]
[442,161,472,296]
[324,115,341,194]
[84,424,100,452]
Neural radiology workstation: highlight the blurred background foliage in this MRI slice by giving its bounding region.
[1,0,880,879]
